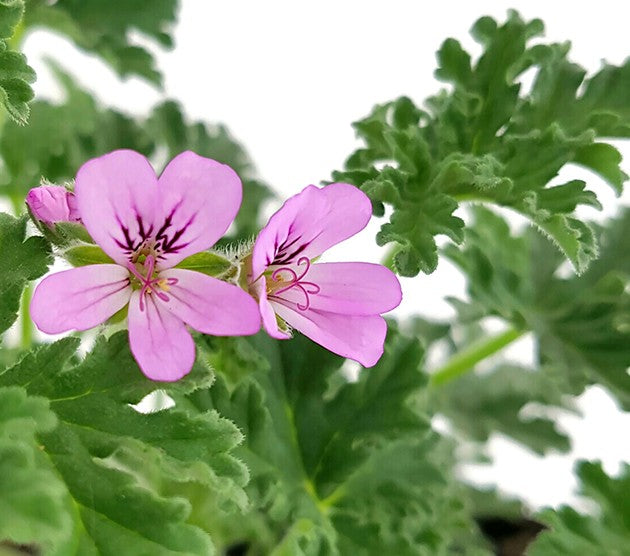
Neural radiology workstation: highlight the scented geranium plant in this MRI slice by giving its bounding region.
[0,4,629,556]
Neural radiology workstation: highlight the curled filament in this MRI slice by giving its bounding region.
[271,257,320,310]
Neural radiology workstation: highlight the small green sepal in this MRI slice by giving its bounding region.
[175,251,236,279]
[63,245,114,267]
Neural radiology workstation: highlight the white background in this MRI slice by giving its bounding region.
[23,1,630,510]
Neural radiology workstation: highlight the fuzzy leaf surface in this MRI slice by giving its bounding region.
[529,461,630,555]
[0,333,250,554]
[184,330,488,555]
[0,0,36,124]
[0,386,75,555]
[0,213,51,333]
[334,12,629,275]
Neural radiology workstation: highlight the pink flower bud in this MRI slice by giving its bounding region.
[26,185,81,226]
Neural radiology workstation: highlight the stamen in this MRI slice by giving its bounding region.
[156,277,179,293]
[127,255,177,312]
[271,266,298,286]
[154,291,170,303]
[138,255,156,309]
[269,257,320,310]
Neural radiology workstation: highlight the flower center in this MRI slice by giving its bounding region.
[127,254,178,312]
[130,238,159,264]
[267,257,320,311]
[116,208,195,265]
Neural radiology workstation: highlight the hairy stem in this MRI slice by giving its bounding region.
[430,326,525,387]
[20,284,33,350]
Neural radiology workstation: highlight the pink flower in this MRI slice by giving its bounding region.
[249,183,402,367]
[26,185,81,226]
[31,150,261,381]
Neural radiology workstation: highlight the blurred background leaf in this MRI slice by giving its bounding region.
[0,386,74,555]
[0,61,274,238]
[529,461,630,555]
[442,206,630,410]
[23,0,178,86]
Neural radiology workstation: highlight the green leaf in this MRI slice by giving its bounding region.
[0,49,36,124]
[0,61,153,200]
[147,101,253,177]
[200,335,270,386]
[574,142,628,194]
[0,386,75,555]
[529,461,630,555]
[435,38,472,86]
[435,363,571,454]
[534,214,597,275]
[0,333,250,553]
[64,245,115,267]
[334,11,629,276]
[534,179,601,214]
[23,0,178,86]
[0,0,24,39]
[185,328,486,554]
[269,519,335,556]
[175,251,236,280]
[0,213,51,333]
[0,0,36,125]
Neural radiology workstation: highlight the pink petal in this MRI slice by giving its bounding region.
[250,276,290,340]
[251,183,372,279]
[75,150,159,265]
[65,192,81,221]
[26,186,79,226]
[128,291,195,381]
[155,152,242,269]
[30,265,131,334]
[277,262,402,316]
[159,269,261,336]
[272,300,387,367]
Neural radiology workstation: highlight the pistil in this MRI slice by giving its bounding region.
[127,255,178,311]
[268,256,320,310]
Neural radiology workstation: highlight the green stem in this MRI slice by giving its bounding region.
[430,326,525,387]
[20,283,33,350]
[9,193,23,216]
[319,483,346,509]
[451,192,494,203]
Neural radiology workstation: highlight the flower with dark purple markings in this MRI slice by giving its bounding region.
[30,150,261,381]
[248,183,402,367]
